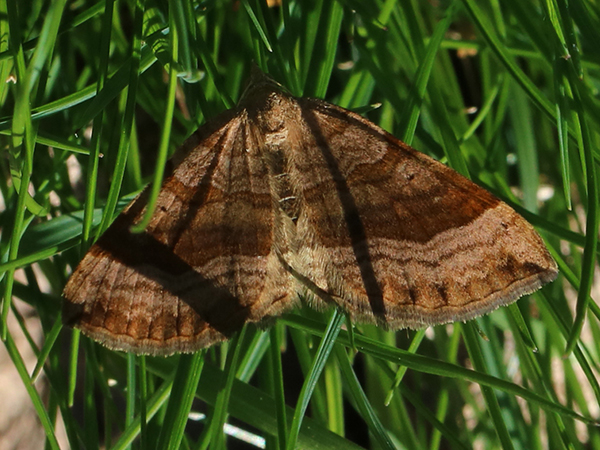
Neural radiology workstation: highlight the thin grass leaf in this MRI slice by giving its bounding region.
[461,0,559,127]
[83,344,100,449]
[283,315,598,425]
[506,303,538,352]
[462,322,514,450]
[304,0,343,98]
[324,353,343,435]
[335,345,396,450]
[565,82,598,355]
[79,0,115,254]
[554,59,572,209]
[3,0,44,337]
[3,332,61,450]
[428,81,471,177]
[286,309,345,450]
[399,0,458,144]
[541,0,569,59]
[157,353,205,450]
[126,353,137,433]
[147,352,364,450]
[131,3,180,232]
[270,327,288,450]
[460,74,503,144]
[242,0,273,53]
[96,0,145,237]
[31,315,62,382]
[111,376,173,450]
[235,328,270,382]
[138,355,148,450]
[384,329,426,405]
[198,328,247,450]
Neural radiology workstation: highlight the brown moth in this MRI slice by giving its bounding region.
[63,67,558,356]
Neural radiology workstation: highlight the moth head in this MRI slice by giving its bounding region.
[239,65,291,108]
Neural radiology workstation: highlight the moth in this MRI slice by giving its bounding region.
[63,67,558,356]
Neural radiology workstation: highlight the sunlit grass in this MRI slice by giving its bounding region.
[1,0,599,449]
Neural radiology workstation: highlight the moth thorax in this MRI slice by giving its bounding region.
[264,147,299,223]
[264,127,289,148]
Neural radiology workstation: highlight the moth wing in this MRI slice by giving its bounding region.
[63,112,296,355]
[285,98,557,328]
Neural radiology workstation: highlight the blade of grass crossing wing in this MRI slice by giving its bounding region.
[131,3,180,233]
[96,0,144,237]
[80,0,114,253]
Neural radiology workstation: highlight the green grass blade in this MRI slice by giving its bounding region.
[157,353,205,450]
[335,345,396,450]
[286,310,345,450]
[3,333,61,450]
[131,3,179,232]
[564,82,598,355]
